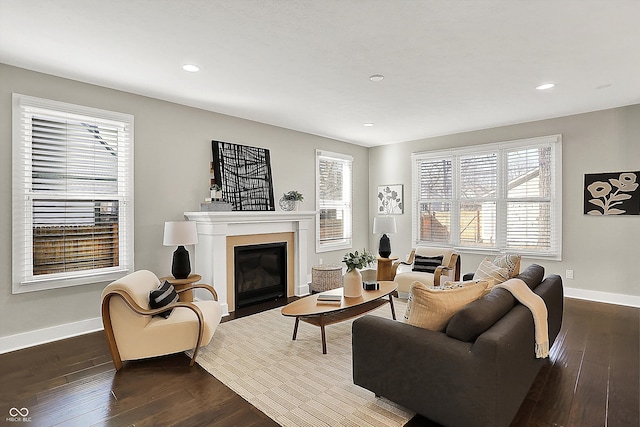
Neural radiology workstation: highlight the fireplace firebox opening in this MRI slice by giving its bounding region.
[234,242,287,308]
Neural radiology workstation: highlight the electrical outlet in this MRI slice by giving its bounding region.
[566,269,574,279]
[319,258,323,265]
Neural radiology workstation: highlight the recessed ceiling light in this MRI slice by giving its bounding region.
[364,123,375,127]
[536,83,555,90]
[182,64,200,72]
[369,74,384,82]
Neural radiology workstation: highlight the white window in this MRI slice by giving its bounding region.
[412,135,562,259]
[316,150,353,252]
[12,94,134,293]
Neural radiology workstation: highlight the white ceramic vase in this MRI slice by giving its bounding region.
[343,269,363,298]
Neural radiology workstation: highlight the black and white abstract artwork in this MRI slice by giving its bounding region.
[212,140,275,211]
[584,171,639,215]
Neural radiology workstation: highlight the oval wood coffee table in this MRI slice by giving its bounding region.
[281,281,398,354]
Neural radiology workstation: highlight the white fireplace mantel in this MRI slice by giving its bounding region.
[184,211,316,315]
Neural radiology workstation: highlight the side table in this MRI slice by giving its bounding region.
[158,274,202,302]
[376,257,398,281]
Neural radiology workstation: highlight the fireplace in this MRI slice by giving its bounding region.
[234,242,287,308]
[184,211,315,316]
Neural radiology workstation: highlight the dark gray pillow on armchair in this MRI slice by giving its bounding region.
[412,255,444,273]
[149,280,179,318]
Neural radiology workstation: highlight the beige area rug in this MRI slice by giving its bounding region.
[195,298,414,427]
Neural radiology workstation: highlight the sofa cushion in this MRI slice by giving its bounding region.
[403,280,488,331]
[493,253,521,278]
[516,263,545,290]
[473,258,509,286]
[149,280,179,318]
[445,287,516,342]
[412,254,444,273]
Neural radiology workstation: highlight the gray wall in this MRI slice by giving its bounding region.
[2,62,638,344]
[0,64,369,339]
[369,105,640,299]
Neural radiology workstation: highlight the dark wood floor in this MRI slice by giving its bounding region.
[406,298,640,427]
[1,297,637,427]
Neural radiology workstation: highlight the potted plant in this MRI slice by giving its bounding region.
[341,249,376,297]
[279,190,304,211]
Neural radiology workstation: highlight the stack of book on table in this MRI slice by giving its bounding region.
[316,289,342,304]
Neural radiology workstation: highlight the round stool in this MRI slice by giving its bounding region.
[311,265,343,293]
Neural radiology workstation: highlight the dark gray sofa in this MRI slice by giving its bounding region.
[352,264,563,427]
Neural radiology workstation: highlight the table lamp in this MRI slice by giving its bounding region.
[373,216,397,258]
[163,221,198,279]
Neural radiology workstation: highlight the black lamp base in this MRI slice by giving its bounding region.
[378,234,391,258]
[171,245,191,279]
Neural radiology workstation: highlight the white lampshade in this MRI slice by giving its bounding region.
[163,221,198,246]
[373,216,397,234]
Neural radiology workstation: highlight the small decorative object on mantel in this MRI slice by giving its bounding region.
[210,184,222,201]
[279,190,304,211]
[584,171,639,215]
[201,183,232,211]
[341,249,376,298]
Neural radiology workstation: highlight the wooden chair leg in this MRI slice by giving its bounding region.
[101,296,123,371]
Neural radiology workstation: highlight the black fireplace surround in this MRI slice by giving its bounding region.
[234,242,287,308]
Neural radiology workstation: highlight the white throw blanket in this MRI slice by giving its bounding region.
[495,278,549,358]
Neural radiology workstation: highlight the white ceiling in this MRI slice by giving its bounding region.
[1,0,639,147]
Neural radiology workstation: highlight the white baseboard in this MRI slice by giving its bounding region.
[298,283,310,296]
[220,303,230,317]
[564,287,640,308]
[0,317,103,355]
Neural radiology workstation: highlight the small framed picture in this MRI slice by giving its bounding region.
[377,184,403,214]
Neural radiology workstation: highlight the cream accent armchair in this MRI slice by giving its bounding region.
[392,246,461,295]
[101,270,222,371]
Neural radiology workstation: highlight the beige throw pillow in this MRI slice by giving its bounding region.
[403,280,489,331]
[474,258,509,286]
[493,253,521,278]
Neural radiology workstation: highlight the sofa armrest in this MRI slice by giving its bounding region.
[447,252,461,281]
[391,250,416,279]
[433,265,448,286]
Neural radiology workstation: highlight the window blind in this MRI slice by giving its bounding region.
[412,135,562,259]
[316,150,353,252]
[12,94,134,293]
[415,156,452,243]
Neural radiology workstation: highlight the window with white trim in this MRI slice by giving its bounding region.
[12,94,134,293]
[412,135,562,259]
[316,150,353,252]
